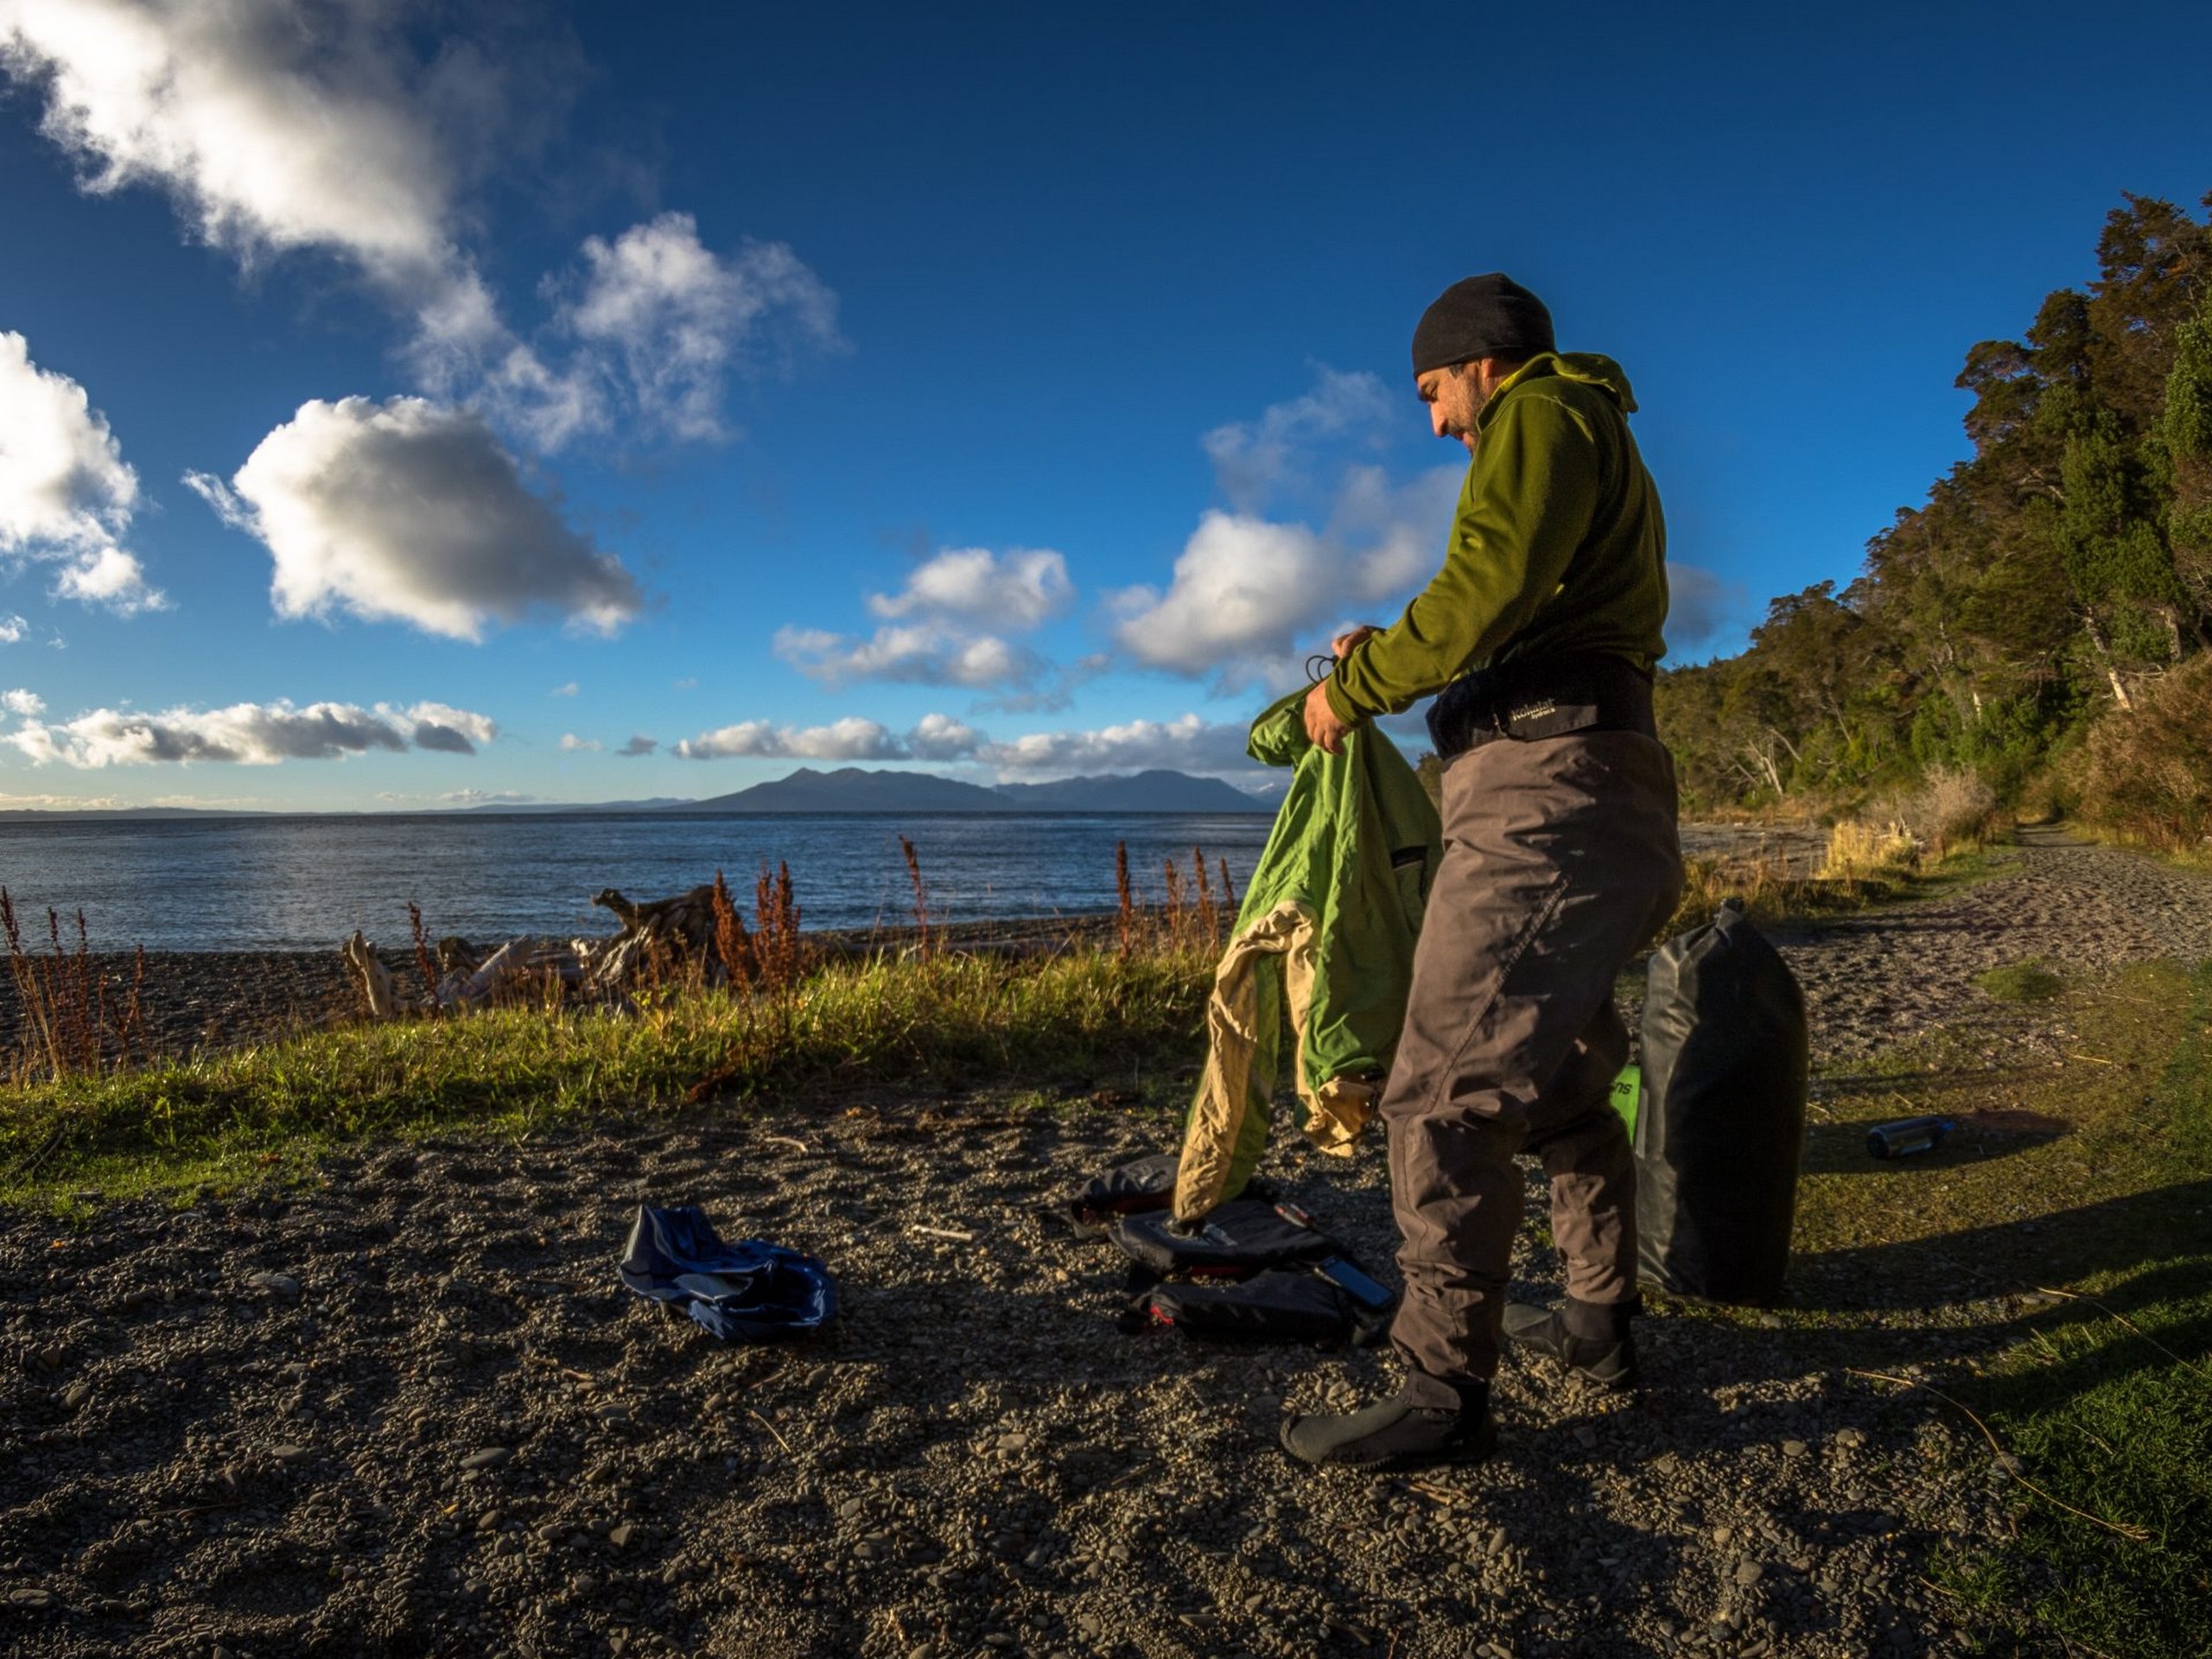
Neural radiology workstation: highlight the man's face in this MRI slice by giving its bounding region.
[1416,361,1494,454]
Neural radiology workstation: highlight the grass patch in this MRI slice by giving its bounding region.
[1975,959,2066,1003]
[1667,838,2009,938]
[0,943,1217,1207]
[1791,959,2212,1657]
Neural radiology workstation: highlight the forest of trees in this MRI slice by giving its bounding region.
[1656,191,2212,848]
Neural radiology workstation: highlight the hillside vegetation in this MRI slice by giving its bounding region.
[1659,190,2212,854]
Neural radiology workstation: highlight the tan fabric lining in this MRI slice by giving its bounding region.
[1173,898,1375,1220]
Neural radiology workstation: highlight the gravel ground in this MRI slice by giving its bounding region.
[2,827,2208,1659]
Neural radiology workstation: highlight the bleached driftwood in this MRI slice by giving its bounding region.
[345,882,728,1019]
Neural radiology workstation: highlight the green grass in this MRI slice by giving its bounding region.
[1790,959,2212,1657]
[0,944,1216,1206]
[1975,959,2066,1002]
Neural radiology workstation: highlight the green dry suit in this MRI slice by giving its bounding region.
[1171,686,1443,1223]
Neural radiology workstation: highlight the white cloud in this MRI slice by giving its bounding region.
[550,680,579,697]
[1203,367,1393,512]
[773,622,1046,692]
[0,615,25,643]
[778,544,1072,697]
[906,712,983,760]
[9,696,497,767]
[187,395,642,640]
[0,331,165,613]
[616,734,658,757]
[1110,364,1466,690]
[1111,464,1460,691]
[0,0,495,364]
[676,715,900,762]
[3,688,45,716]
[400,700,497,753]
[0,9,835,453]
[51,545,167,615]
[667,707,1260,780]
[441,788,535,807]
[547,213,842,445]
[673,714,982,763]
[977,714,1256,779]
[867,546,1071,630]
[558,732,600,752]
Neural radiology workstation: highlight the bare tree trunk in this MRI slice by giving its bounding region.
[2082,607,2134,710]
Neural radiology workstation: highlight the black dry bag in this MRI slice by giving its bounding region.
[1635,900,1808,1305]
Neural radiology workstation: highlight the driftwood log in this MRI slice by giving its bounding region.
[344,882,728,1018]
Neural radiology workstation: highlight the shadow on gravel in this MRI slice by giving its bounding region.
[1789,1176,2212,1313]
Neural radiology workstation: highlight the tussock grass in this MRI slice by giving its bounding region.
[1666,837,2003,938]
[0,943,1217,1206]
[1815,818,1921,884]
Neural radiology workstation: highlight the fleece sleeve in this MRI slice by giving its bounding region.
[1324,391,1601,722]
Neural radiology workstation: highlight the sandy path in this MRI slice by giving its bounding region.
[3,829,2206,1659]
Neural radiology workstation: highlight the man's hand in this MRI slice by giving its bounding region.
[1304,677,1355,754]
[1331,623,1380,658]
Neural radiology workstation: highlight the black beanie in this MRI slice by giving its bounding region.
[1410,273,1555,375]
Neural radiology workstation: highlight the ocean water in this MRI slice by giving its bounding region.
[0,813,1280,953]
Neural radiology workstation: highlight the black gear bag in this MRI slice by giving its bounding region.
[1634,900,1808,1306]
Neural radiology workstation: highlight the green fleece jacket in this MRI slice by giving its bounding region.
[1325,352,1668,723]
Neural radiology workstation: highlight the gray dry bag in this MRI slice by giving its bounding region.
[1634,900,1808,1305]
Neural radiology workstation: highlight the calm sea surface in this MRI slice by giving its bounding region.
[0,813,1279,953]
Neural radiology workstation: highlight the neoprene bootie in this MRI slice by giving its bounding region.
[1278,1378,1496,1470]
[1502,1298,1637,1389]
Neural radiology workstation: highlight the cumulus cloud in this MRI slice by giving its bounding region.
[558,732,601,752]
[1108,364,1464,690]
[1203,368,1392,512]
[906,712,984,760]
[0,8,835,451]
[0,615,25,643]
[550,680,579,697]
[773,622,1046,692]
[779,545,1071,697]
[676,715,907,762]
[0,331,166,613]
[672,714,988,763]
[186,396,642,640]
[0,0,500,364]
[3,688,44,716]
[1112,451,1459,692]
[403,700,497,753]
[8,696,497,767]
[867,547,1071,630]
[976,714,1256,779]
[616,734,658,757]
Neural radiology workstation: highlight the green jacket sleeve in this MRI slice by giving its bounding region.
[1325,387,1602,722]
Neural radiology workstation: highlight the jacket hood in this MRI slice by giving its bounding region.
[1491,351,1637,416]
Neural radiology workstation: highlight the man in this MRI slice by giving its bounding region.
[1281,273,1683,1468]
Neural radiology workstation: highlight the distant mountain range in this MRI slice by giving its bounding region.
[670,767,1272,814]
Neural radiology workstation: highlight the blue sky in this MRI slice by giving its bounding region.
[1,1,2207,810]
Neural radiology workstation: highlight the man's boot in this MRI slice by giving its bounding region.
[1501,1297,1638,1389]
[1279,1376,1497,1470]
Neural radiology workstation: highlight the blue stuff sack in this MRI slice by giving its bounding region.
[618,1205,838,1340]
